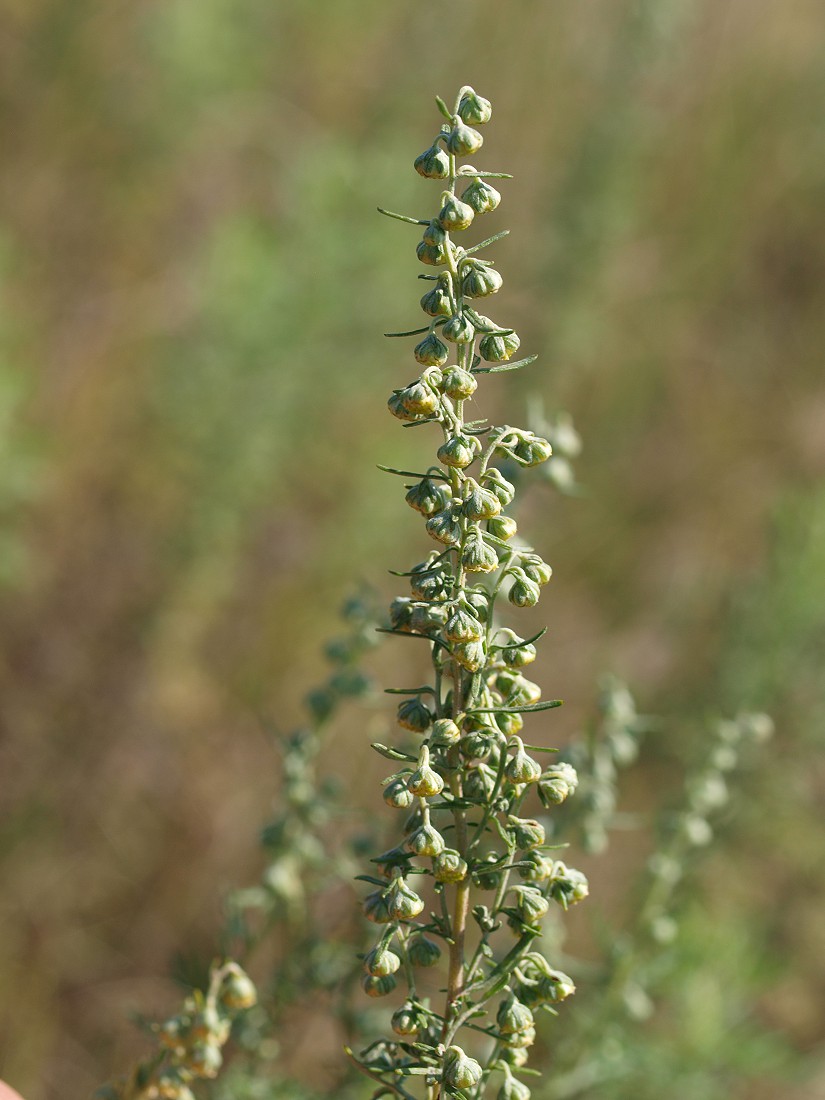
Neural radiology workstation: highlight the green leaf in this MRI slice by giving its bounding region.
[384,685,435,695]
[499,627,548,649]
[354,874,388,886]
[434,95,454,120]
[377,206,428,226]
[463,230,511,257]
[468,699,563,715]
[370,742,418,762]
[384,326,431,338]
[472,354,538,375]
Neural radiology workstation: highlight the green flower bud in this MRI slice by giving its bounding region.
[464,761,497,803]
[383,777,415,809]
[417,241,448,267]
[409,601,449,633]
[422,219,448,247]
[506,738,542,784]
[453,638,486,673]
[479,329,521,362]
[397,697,433,733]
[688,772,729,814]
[430,716,462,747]
[498,1075,531,1100]
[461,174,501,214]
[405,822,446,857]
[517,849,553,882]
[437,432,481,468]
[463,478,502,520]
[407,746,444,797]
[385,874,426,920]
[399,380,440,417]
[420,278,454,317]
[414,332,449,366]
[508,572,541,608]
[465,588,490,622]
[513,432,552,466]
[408,934,442,967]
[512,884,549,925]
[483,468,516,506]
[387,390,420,422]
[458,88,493,125]
[446,119,484,156]
[414,143,450,178]
[498,628,537,667]
[219,967,257,1010]
[389,597,413,631]
[462,259,503,298]
[505,1025,536,1050]
[498,673,541,706]
[548,862,589,908]
[443,1045,483,1090]
[434,848,468,883]
[508,815,546,850]
[410,562,452,602]
[362,972,397,998]
[391,999,427,1036]
[440,365,477,399]
[156,1073,195,1100]
[682,813,713,846]
[462,530,499,574]
[500,1046,529,1069]
[437,191,475,231]
[187,1042,223,1079]
[538,762,579,806]
[473,851,504,890]
[363,943,402,977]
[363,888,393,924]
[497,994,534,1035]
[189,1005,225,1041]
[406,477,449,516]
[460,727,496,760]
[426,506,462,547]
[521,554,552,585]
[442,312,476,344]
[495,709,524,736]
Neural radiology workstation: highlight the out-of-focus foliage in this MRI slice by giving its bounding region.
[1,0,824,1098]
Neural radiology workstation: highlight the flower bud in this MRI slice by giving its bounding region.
[391,1000,427,1036]
[397,697,433,733]
[460,727,496,761]
[462,175,501,214]
[414,332,449,366]
[426,506,462,547]
[443,1046,483,1090]
[681,813,713,846]
[442,312,476,344]
[458,88,493,125]
[472,851,504,890]
[497,994,534,1036]
[430,717,462,747]
[440,365,477,399]
[387,390,420,422]
[405,822,446,857]
[521,554,552,585]
[362,972,397,998]
[438,432,481,468]
[453,638,486,673]
[363,943,402,977]
[508,572,541,608]
[409,601,449,633]
[537,762,579,806]
[499,629,537,667]
[500,1046,529,1069]
[517,849,553,882]
[548,862,589,908]
[495,709,524,736]
[399,380,440,417]
[463,478,502,520]
[434,848,468,883]
[464,761,497,802]
[462,530,499,574]
[508,815,545,850]
[498,1076,531,1100]
[407,746,444,797]
[506,738,542,784]
[461,259,503,298]
[512,884,549,925]
[156,1073,195,1100]
[363,889,393,923]
[219,967,257,1010]
[408,933,441,967]
[187,1042,223,1079]
[479,330,521,362]
[437,191,475,231]
[385,874,426,921]
[410,562,452,602]
[514,432,552,466]
[465,588,490,622]
[420,277,453,317]
[414,144,450,179]
[406,478,449,516]
[447,121,484,156]
[505,1025,536,1050]
[483,468,516,506]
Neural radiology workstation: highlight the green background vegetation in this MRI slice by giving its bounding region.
[1,1,824,1097]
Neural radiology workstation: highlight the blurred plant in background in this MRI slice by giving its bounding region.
[1,0,825,1097]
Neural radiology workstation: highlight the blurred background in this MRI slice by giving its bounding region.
[1,0,824,1097]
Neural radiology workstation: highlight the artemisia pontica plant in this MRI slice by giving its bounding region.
[349,86,586,1100]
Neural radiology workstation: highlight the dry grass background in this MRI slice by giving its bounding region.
[1,1,825,1097]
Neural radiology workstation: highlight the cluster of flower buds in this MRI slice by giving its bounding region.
[98,963,256,1100]
[353,87,588,1100]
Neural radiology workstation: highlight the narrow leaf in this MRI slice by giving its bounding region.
[463,230,511,257]
[384,686,435,696]
[468,699,563,715]
[377,206,428,226]
[377,464,447,480]
[384,326,430,338]
[370,742,418,762]
[472,354,538,375]
[434,95,454,120]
